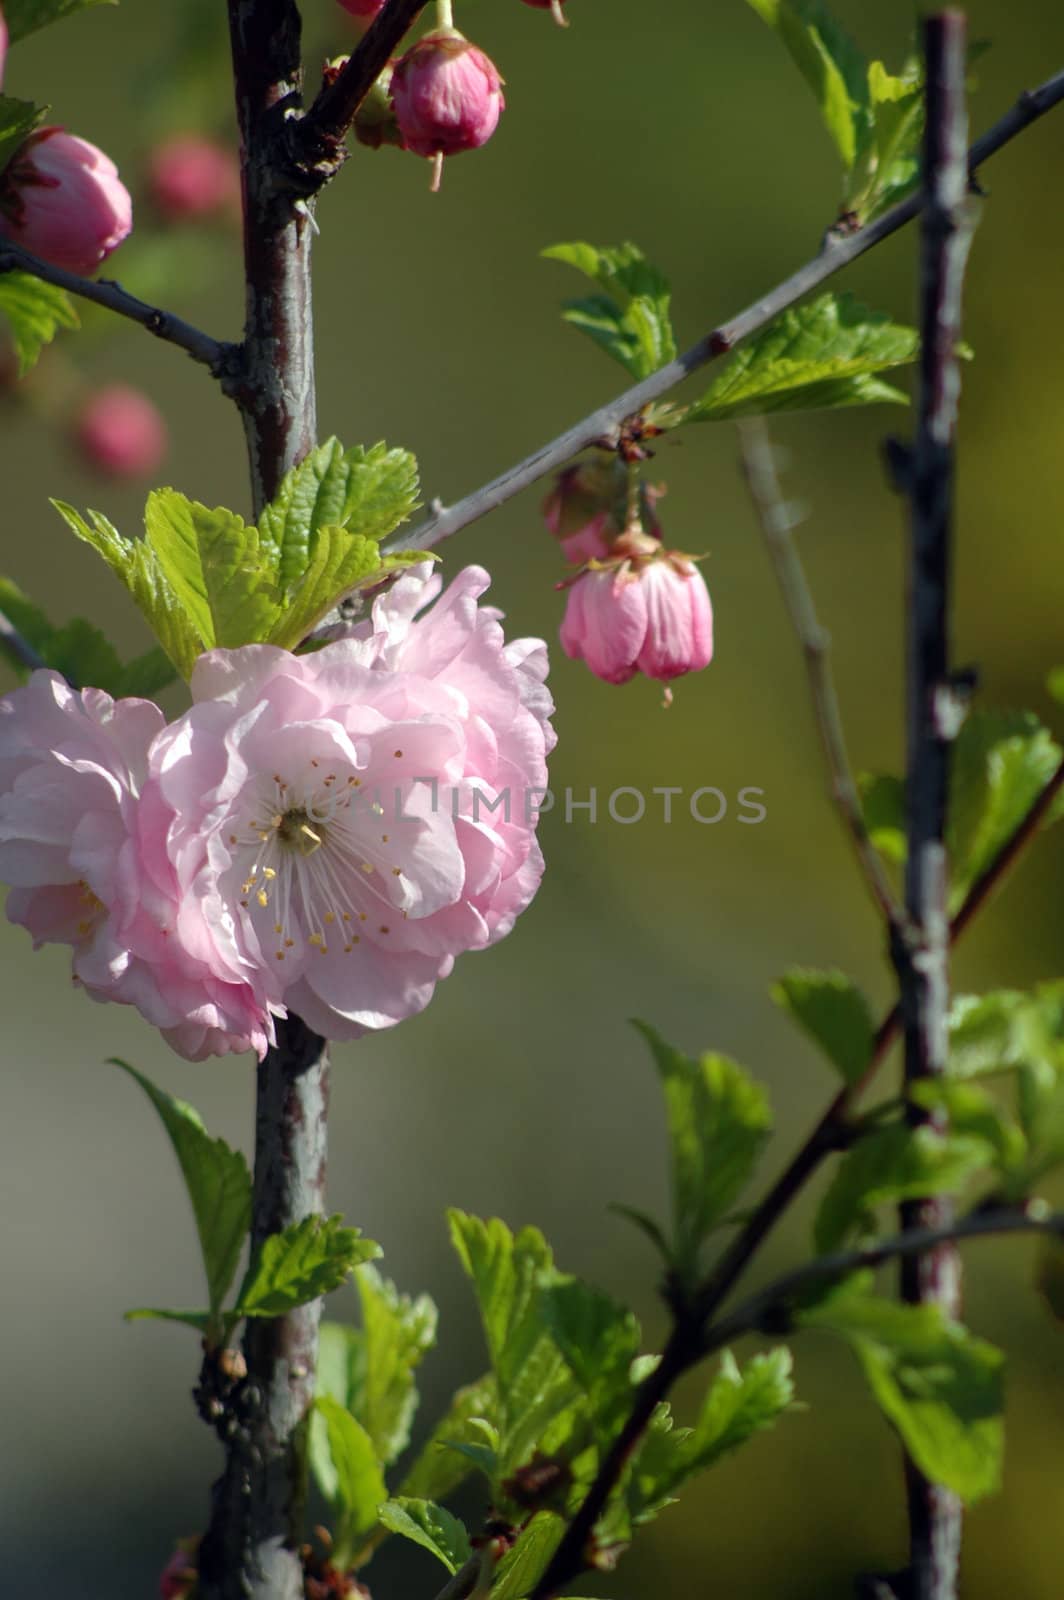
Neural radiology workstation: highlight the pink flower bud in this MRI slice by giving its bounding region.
[391,28,504,188]
[147,135,239,222]
[75,384,168,479]
[0,128,132,275]
[338,0,386,15]
[0,8,8,90]
[158,1539,198,1600]
[560,537,713,686]
[543,461,624,564]
[522,0,569,24]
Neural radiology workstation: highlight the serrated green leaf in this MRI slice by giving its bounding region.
[743,0,870,170]
[846,57,924,223]
[378,1498,472,1575]
[909,1080,1027,1182]
[0,578,177,696]
[265,526,383,649]
[398,1374,497,1501]
[859,771,907,864]
[124,1307,214,1333]
[235,1214,381,1318]
[51,500,205,677]
[949,991,1033,1079]
[447,1211,557,1401]
[687,293,918,422]
[315,1396,388,1566]
[543,241,676,382]
[355,1263,437,1466]
[800,1293,1004,1501]
[949,711,1063,909]
[114,646,177,698]
[309,1321,366,1503]
[491,1511,566,1600]
[539,1278,641,1429]
[773,968,876,1086]
[0,94,47,174]
[144,489,283,650]
[112,1060,251,1326]
[4,0,115,43]
[685,1347,795,1471]
[633,1022,771,1278]
[814,1123,993,1254]
[334,441,421,544]
[0,271,78,375]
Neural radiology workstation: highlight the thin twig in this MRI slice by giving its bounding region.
[895,18,977,1600]
[0,242,235,376]
[701,1205,1064,1358]
[296,0,429,167]
[431,1553,485,1600]
[0,607,46,674]
[387,64,1064,557]
[739,415,907,932]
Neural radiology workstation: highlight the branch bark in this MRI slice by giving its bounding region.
[296,0,429,170]
[198,6,329,1597]
[894,17,975,1600]
[387,64,1064,557]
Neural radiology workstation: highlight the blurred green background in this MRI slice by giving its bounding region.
[2,1,1063,1595]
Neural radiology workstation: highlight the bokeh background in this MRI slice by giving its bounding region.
[2,1,1063,1595]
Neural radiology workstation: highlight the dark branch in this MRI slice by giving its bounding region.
[387,64,1064,557]
[895,17,975,1599]
[0,241,235,377]
[295,0,429,169]
[0,607,46,674]
[739,416,908,932]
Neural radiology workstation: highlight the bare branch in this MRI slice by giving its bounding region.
[387,64,1064,557]
[296,0,429,169]
[739,416,908,933]
[0,241,235,377]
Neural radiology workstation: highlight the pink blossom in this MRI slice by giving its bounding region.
[158,1539,198,1600]
[75,384,168,479]
[338,0,386,15]
[0,127,132,275]
[543,462,622,565]
[0,673,276,1060]
[391,29,504,184]
[560,536,713,685]
[0,9,8,91]
[141,564,553,1041]
[147,135,239,222]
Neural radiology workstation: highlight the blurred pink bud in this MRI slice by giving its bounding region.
[158,1539,198,1600]
[522,0,569,24]
[0,128,132,275]
[147,135,239,222]
[75,384,168,479]
[0,8,8,90]
[391,29,504,187]
[560,536,713,685]
[338,0,386,15]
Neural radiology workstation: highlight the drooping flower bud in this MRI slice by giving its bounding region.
[560,532,713,686]
[521,0,569,25]
[390,28,504,190]
[0,128,132,275]
[75,384,168,478]
[147,135,239,222]
[354,63,404,150]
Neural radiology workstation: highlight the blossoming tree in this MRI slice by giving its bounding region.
[1,3,1064,1600]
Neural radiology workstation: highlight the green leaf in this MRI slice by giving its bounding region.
[0,579,177,696]
[539,1278,641,1428]
[800,1293,1004,1501]
[355,1263,437,1465]
[0,575,52,671]
[309,1321,366,1503]
[909,1080,1027,1182]
[773,968,876,1086]
[949,711,1063,909]
[377,1498,471,1576]
[264,525,383,650]
[543,241,676,381]
[143,490,283,650]
[490,1512,566,1600]
[742,0,869,170]
[4,0,115,43]
[398,1374,497,1501]
[235,1215,381,1318]
[859,771,907,864]
[633,1022,771,1278]
[846,57,924,223]
[1047,666,1064,706]
[447,1211,557,1402]
[0,94,47,174]
[114,646,177,698]
[814,1123,993,1254]
[51,500,205,677]
[124,1307,214,1334]
[259,438,420,586]
[686,293,917,422]
[315,1396,387,1564]
[112,1059,251,1326]
[683,1347,795,1472]
[0,271,78,375]
[949,990,1033,1079]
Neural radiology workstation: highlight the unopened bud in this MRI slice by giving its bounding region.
[391,28,504,190]
[0,127,132,275]
[147,135,239,222]
[75,384,168,479]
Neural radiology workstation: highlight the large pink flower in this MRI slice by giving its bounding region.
[0,672,275,1060]
[143,564,554,1041]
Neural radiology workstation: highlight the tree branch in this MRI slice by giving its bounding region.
[296,0,429,169]
[0,606,46,674]
[739,415,908,932]
[386,63,1064,557]
[894,18,976,1599]
[0,241,235,377]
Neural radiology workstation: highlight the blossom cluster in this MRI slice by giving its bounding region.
[0,565,554,1060]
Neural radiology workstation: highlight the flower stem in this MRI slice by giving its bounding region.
[436,0,454,30]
